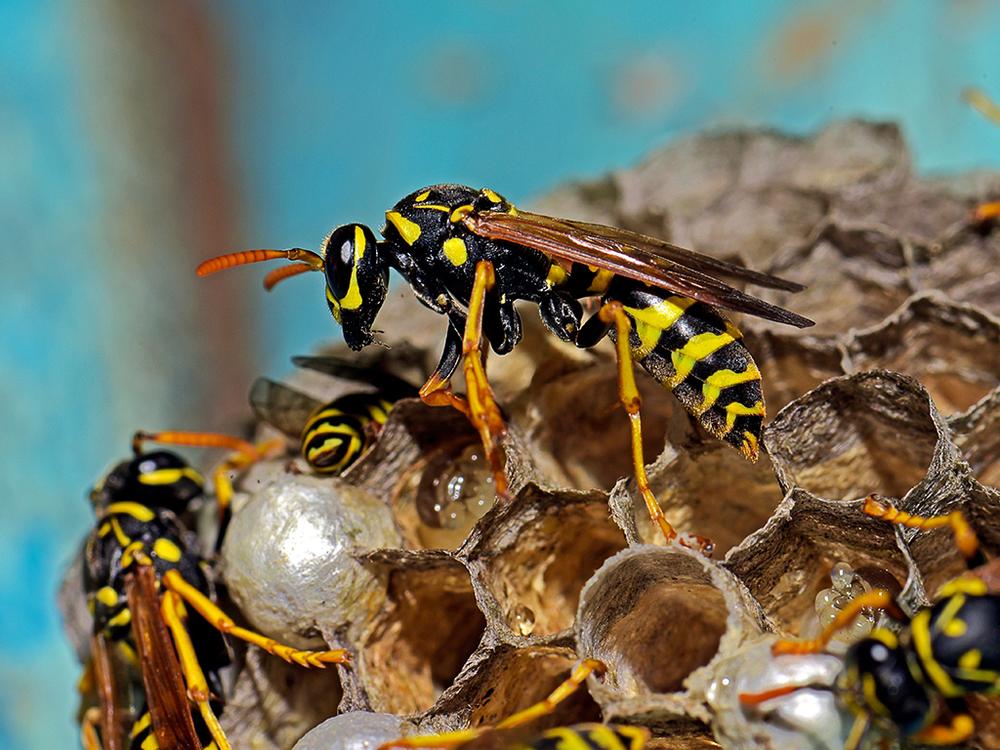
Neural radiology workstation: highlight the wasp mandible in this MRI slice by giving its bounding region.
[198,185,813,549]
[741,495,999,748]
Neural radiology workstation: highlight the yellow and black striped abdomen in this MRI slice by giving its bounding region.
[615,287,765,460]
[300,392,395,474]
[515,724,649,750]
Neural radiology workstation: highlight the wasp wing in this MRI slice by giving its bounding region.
[125,565,201,749]
[88,633,127,750]
[291,355,417,398]
[466,210,814,328]
[250,377,323,437]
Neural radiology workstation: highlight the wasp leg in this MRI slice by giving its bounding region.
[161,569,350,668]
[161,590,231,750]
[419,317,471,418]
[911,713,975,745]
[421,263,509,499]
[597,302,713,553]
[863,495,984,567]
[377,659,605,750]
[771,589,906,655]
[81,708,104,750]
[460,261,509,500]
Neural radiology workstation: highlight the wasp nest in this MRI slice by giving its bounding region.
[60,120,999,749]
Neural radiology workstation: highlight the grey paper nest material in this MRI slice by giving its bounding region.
[60,120,1000,750]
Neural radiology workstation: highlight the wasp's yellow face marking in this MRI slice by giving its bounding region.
[450,204,473,223]
[443,237,468,266]
[385,210,422,245]
[913,609,961,697]
[326,287,343,323]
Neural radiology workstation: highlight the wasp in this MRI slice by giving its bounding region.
[198,184,813,549]
[741,495,999,749]
[378,659,649,750]
[80,431,349,750]
[250,355,416,475]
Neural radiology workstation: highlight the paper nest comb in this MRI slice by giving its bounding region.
[60,121,1000,750]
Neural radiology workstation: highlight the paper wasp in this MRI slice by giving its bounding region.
[80,431,349,750]
[741,496,999,749]
[198,184,813,550]
[378,659,649,750]
[251,355,415,475]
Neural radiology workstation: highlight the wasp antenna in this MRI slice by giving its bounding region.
[134,430,257,457]
[263,262,319,291]
[738,684,804,707]
[196,248,324,277]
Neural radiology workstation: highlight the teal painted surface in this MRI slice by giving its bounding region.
[2,1,1000,747]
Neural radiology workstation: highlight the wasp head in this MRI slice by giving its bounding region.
[90,451,204,515]
[322,223,388,350]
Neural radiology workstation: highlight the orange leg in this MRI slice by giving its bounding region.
[771,589,904,655]
[420,262,509,500]
[863,495,980,562]
[162,569,350,668]
[378,659,606,750]
[912,713,975,746]
[599,302,713,555]
[161,590,231,750]
[461,262,509,500]
[81,708,104,750]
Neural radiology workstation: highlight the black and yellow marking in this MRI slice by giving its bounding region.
[614,291,764,460]
[516,724,649,750]
[765,499,999,747]
[299,392,398,474]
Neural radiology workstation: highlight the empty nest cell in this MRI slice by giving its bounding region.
[463,647,602,730]
[577,547,732,698]
[765,371,944,502]
[358,557,486,716]
[471,486,628,637]
[845,293,1000,416]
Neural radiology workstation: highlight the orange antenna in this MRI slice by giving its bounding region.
[132,430,257,457]
[263,262,319,291]
[196,248,324,277]
[739,684,804,707]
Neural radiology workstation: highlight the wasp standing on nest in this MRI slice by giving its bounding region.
[741,495,999,748]
[80,431,349,750]
[198,184,813,550]
[250,355,416,475]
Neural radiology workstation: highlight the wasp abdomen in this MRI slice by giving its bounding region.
[614,287,765,460]
[300,392,395,474]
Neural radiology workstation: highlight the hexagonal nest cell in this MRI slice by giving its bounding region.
[59,119,1000,750]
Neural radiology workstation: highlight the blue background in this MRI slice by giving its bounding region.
[3,2,1000,746]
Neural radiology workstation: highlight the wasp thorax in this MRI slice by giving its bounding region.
[322,223,388,350]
